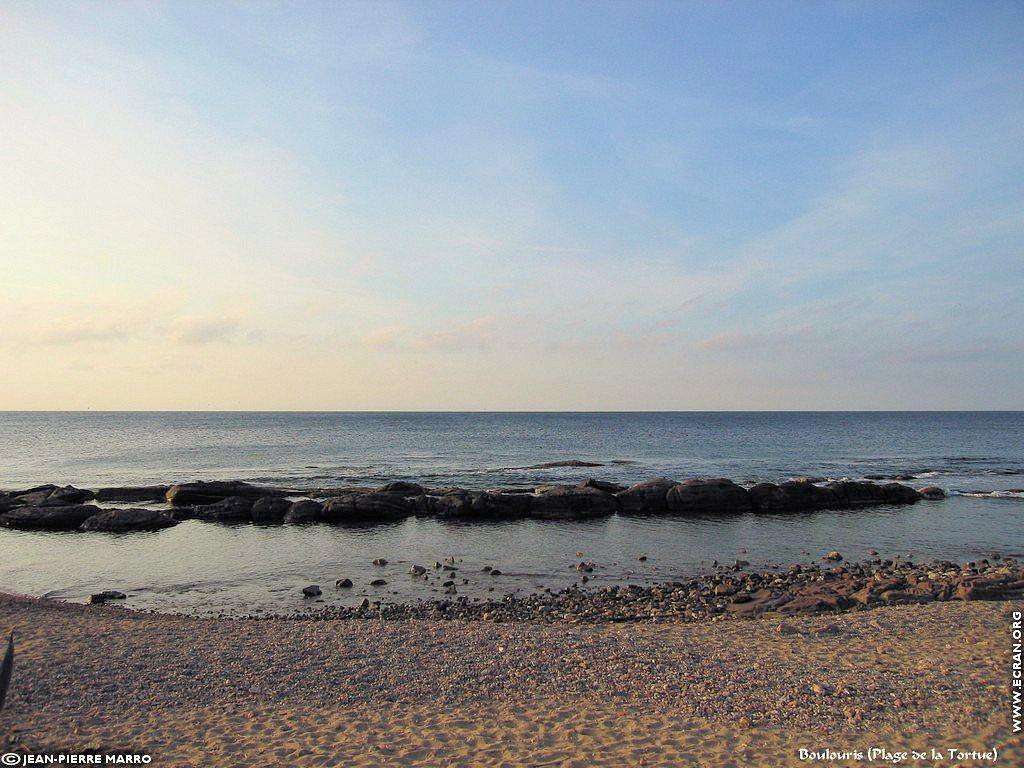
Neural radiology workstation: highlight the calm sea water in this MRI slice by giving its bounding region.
[1,411,1022,615]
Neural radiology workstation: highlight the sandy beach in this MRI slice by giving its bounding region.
[1,593,1019,767]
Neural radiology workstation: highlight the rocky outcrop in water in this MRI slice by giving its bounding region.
[615,478,677,513]
[7,485,95,507]
[176,496,254,521]
[531,484,617,519]
[94,486,170,503]
[283,499,323,524]
[0,503,177,532]
[79,508,178,532]
[165,481,285,506]
[0,477,934,531]
[666,478,751,513]
[251,496,292,523]
[0,504,101,529]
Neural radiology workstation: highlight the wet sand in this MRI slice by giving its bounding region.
[0,593,1020,766]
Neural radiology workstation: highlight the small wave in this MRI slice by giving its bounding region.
[949,489,1024,500]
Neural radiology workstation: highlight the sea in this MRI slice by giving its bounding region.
[0,411,1021,616]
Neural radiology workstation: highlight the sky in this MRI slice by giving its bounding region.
[1,0,1022,410]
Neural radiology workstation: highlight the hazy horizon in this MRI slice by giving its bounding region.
[2,1,1022,410]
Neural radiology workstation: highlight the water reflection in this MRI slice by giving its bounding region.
[1,494,1020,616]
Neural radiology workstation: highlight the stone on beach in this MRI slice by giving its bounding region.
[87,590,126,604]
[302,585,322,597]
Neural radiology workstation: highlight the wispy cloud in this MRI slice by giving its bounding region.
[171,315,246,346]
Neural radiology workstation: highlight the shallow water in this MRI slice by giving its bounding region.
[0,411,1022,615]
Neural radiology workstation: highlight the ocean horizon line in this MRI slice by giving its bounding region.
[1,408,1022,415]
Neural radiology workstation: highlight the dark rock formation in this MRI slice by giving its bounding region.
[615,478,677,514]
[321,492,412,522]
[376,481,425,496]
[512,460,605,469]
[0,504,100,530]
[10,485,95,507]
[919,486,946,499]
[579,478,626,494]
[2,477,933,531]
[165,481,284,506]
[177,496,254,521]
[530,485,617,519]
[283,499,323,524]
[749,480,840,512]
[666,479,751,514]
[306,487,372,499]
[80,508,178,532]
[94,486,170,503]
[824,481,921,507]
[251,496,292,523]
[88,590,127,604]
[424,489,532,518]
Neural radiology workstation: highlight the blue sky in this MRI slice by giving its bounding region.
[1,0,1022,409]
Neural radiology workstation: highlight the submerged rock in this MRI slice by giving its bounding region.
[918,486,946,499]
[302,585,322,597]
[513,460,605,469]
